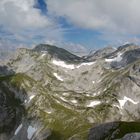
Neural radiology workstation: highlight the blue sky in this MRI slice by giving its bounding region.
[39,0,113,49]
[34,0,109,49]
[0,0,140,51]
[35,0,48,15]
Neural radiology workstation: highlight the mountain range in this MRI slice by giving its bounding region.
[1,43,140,140]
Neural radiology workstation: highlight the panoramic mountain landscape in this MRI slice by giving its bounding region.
[0,43,140,140]
[1,0,140,140]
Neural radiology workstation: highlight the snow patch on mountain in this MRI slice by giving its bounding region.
[113,104,121,109]
[52,60,75,69]
[53,73,64,81]
[60,96,67,102]
[24,100,27,104]
[27,126,37,139]
[71,99,78,104]
[87,101,101,107]
[76,62,95,68]
[105,53,123,62]
[45,109,53,114]
[62,92,70,97]
[14,124,23,135]
[40,51,48,58]
[41,53,46,58]
[28,95,35,103]
[86,92,98,97]
[52,59,95,69]
[118,96,139,109]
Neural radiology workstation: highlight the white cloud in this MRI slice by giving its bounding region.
[0,0,51,30]
[0,38,24,50]
[0,0,66,46]
[46,0,140,34]
[1,0,140,49]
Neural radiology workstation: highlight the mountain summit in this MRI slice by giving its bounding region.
[33,44,83,63]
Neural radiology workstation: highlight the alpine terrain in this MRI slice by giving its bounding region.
[1,43,140,140]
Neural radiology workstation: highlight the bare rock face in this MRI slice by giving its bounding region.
[88,122,140,140]
[86,46,116,61]
[119,133,140,140]
[88,122,120,140]
[0,78,24,140]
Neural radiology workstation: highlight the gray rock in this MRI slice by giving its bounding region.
[119,133,140,140]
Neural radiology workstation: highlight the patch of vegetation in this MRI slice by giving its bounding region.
[112,122,140,139]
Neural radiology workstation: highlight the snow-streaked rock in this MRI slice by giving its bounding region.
[62,92,70,97]
[87,101,101,107]
[41,53,46,58]
[14,124,23,135]
[118,96,139,109]
[71,99,78,104]
[27,126,37,139]
[28,95,35,103]
[76,62,95,68]
[45,109,53,114]
[24,99,27,104]
[52,59,95,69]
[52,60,75,69]
[60,96,67,102]
[53,73,64,81]
[105,53,123,62]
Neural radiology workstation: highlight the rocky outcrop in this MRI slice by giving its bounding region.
[88,122,140,140]
[0,73,24,140]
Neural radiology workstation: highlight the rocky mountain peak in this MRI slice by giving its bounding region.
[117,43,139,52]
[33,44,83,63]
[86,46,116,61]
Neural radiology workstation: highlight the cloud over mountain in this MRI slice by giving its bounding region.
[0,0,51,30]
[0,0,140,48]
[46,0,140,34]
